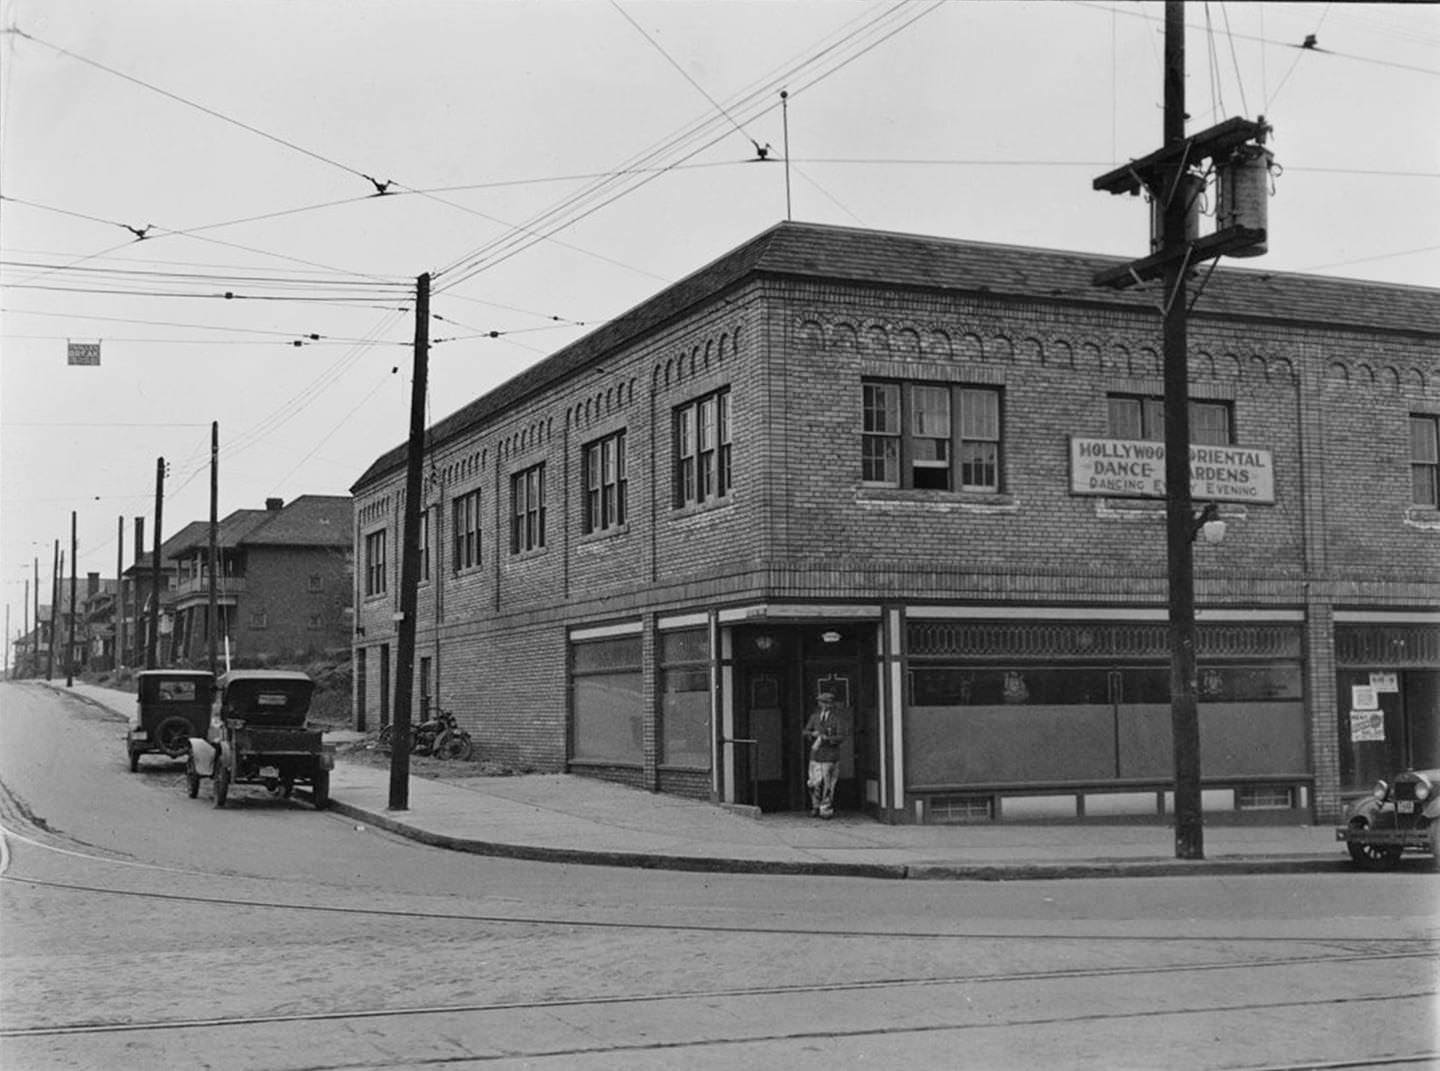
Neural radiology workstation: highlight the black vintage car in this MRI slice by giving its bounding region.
[186,670,333,809]
[1336,767,1440,869]
[126,670,215,771]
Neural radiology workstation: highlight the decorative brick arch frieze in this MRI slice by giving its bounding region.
[927,329,955,360]
[794,314,1316,389]
[650,325,742,390]
[568,378,639,431]
[1320,354,1436,394]
[357,494,393,526]
[497,418,553,462]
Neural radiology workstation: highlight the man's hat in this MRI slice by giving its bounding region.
[818,691,836,701]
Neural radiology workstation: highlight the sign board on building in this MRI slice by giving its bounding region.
[67,341,101,366]
[1349,709,1386,743]
[1369,672,1399,693]
[1069,437,1275,503]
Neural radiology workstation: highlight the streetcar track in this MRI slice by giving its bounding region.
[3,871,1431,952]
[2,981,1430,1055]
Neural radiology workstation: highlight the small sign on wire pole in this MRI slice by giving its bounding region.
[66,341,101,366]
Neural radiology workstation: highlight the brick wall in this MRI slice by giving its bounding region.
[351,244,1439,802]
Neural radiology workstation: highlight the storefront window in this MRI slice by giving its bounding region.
[571,635,642,764]
[660,629,710,769]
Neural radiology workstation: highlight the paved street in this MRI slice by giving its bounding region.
[2,681,1436,1070]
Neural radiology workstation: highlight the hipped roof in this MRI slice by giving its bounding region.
[166,495,351,558]
[352,220,1440,492]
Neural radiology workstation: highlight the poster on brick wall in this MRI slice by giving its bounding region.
[1349,709,1386,743]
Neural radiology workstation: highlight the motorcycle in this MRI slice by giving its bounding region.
[377,709,475,760]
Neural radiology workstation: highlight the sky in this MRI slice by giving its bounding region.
[2,0,1437,628]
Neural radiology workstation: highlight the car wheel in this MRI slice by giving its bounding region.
[1347,840,1401,870]
[185,757,200,799]
[128,748,140,773]
[213,760,230,808]
[311,770,330,810]
[154,716,193,757]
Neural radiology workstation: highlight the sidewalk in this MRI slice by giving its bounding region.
[37,679,1349,881]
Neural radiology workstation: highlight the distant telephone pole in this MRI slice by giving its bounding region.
[66,511,76,687]
[208,422,219,675]
[148,457,165,669]
[389,272,430,811]
[1092,0,1272,860]
[114,517,124,671]
[47,540,59,680]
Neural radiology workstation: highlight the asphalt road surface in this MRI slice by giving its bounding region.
[2,680,1436,1070]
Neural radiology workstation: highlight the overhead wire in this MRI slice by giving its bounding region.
[611,0,867,224]
[609,0,769,158]
[1,195,410,291]
[1218,2,1251,118]
[1071,2,1440,78]
[3,27,378,186]
[433,1,943,295]
[1269,3,1334,110]
[429,2,921,283]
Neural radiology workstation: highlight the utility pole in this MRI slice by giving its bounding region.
[21,578,28,677]
[47,540,59,680]
[1092,0,1272,860]
[115,516,124,671]
[389,272,430,811]
[208,421,219,676]
[148,458,165,670]
[67,511,77,687]
[32,558,39,677]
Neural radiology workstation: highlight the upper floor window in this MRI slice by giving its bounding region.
[418,508,431,582]
[674,388,732,508]
[1413,414,1439,507]
[1108,395,1232,446]
[583,431,627,533]
[364,529,387,596]
[511,464,546,554]
[452,490,481,572]
[862,380,1002,492]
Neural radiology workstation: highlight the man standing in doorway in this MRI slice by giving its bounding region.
[804,691,846,818]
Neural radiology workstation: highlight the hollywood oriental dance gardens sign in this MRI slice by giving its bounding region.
[1069,437,1275,503]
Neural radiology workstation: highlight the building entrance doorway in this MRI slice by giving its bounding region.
[732,622,877,814]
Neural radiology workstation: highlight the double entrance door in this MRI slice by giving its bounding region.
[732,624,877,814]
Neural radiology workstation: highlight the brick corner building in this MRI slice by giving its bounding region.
[351,222,1440,825]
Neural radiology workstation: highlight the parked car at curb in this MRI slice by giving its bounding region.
[1336,767,1440,869]
[185,669,333,809]
[126,670,215,772]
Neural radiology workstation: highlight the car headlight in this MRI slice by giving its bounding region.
[1415,779,1432,802]
[1371,780,1390,802]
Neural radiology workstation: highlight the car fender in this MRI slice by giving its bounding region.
[188,738,218,776]
[1344,796,1384,824]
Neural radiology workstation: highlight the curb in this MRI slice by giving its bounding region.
[329,799,1348,882]
[328,800,911,879]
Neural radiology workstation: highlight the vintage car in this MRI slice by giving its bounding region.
[186,669,333,809]
[126,669,215,771]
[1336,767,1440,869]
